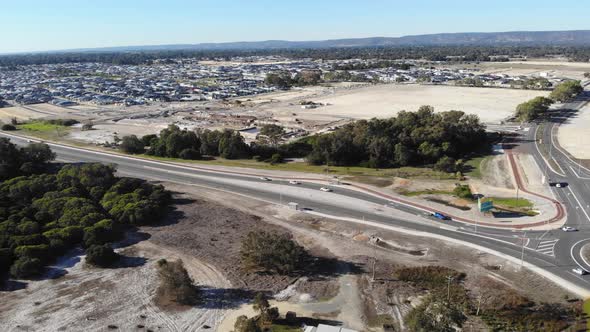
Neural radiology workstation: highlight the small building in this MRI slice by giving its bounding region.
[303,324,358,332]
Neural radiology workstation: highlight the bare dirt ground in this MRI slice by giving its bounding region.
[0,241,232,332]
[558,103,590,160]
[469,60,590,80]
[267,84,548,124]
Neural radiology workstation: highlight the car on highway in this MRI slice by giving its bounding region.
[259,177,271,181]
[561,226,578,232]
[572,268,588,275]
[289,180,301,185]
[432,212,450,220]
[319,187,332,192]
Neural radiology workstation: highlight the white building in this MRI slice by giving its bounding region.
[303,324,358,332]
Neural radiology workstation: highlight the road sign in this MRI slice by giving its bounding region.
[478,198,494,212]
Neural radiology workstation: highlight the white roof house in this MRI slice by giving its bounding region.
[303,325,357,332]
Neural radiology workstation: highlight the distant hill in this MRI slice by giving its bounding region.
[48,30,590,53]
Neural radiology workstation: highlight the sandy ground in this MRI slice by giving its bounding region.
[269,84,548,124]
[472,60,590,80]
[0,106,48,122]
[0,241,232,332]
[558,103,590,159]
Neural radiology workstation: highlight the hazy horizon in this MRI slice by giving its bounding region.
[2,0,589,53]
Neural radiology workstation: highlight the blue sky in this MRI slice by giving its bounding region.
[1,0,588,53]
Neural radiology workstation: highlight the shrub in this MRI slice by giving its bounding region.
[85,244,119,267]
[240,231,305,274]
[120,135,145,154]
[453,185,473,200]
[1,124,16,131]
[156,259,200,305]
[395,266,465,289]
[10,257,43,278]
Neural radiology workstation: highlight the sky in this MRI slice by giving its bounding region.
[1,0,588,53]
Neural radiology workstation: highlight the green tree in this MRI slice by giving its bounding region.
[86,244,119,267]
[240,231,305,274]
[259,124,285,146]
[10,257,44,278]
[120,135,145,154]
[515,96,554,122]
[549,80,583,102]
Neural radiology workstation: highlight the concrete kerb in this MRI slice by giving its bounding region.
[305,210,590,298]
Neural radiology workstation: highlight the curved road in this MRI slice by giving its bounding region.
[2,93,590,296]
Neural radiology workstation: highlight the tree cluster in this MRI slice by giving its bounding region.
[515,80,583,121]
[240,231,306,275]
[0,145,171,279]
[264,70,322,88]
[121,125,251,160]
[515,96,553,122]
[549,80,584,102]
[0,138,55,180]
[306,106,488,169]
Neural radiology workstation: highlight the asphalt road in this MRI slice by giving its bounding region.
[2,92,590,295]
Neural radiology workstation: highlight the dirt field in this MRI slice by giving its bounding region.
[268,84,548,124]
[469,60,590,80]
[558,104,590,159]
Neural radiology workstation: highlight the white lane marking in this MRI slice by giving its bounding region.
[534,125,565,176]
[570,239,590,272]
[569,166,590,180]
[536,239,558,256]
[566,187,590,223]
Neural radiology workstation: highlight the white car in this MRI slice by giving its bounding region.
[259,177,271,181]
[320,187,332,192]
[573,268,588,275]
[556,183,562,188]
[289,180,301,185]
[561,226,577,232]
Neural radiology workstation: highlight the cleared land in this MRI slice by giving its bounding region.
[558,104,590,159]
[269,84,548,124]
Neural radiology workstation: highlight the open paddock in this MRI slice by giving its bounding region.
[271,84,548,124]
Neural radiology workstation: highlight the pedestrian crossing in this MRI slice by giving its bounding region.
[536,239,558,256]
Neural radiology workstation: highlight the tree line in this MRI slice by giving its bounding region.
[0,139,171,279]
[515,80,584,121]
[119,107,490,173]
[4,45,590,67]
[306,106,488,171]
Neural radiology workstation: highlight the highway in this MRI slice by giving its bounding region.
[2,93,590,295]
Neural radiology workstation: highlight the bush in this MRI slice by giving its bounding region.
[269,153,283,164]
[1,124,16,131]
[179,148,201,160]
[10,257,44,278]
[453,185,473,200]
[120,135,145,154]
[395,266,465,289]
[85,244,119,267]
[240,231,305,274]
[156,259,200,305]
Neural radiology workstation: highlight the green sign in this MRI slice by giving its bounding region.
[478,198,494,212]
